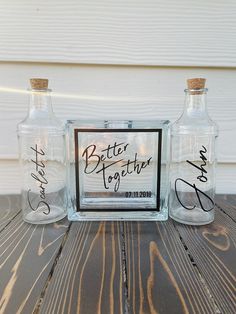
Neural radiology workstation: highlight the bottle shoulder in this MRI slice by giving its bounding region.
[170,116,219,135]
[17,116,65,135]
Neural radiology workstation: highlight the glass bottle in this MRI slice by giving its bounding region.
[17,78,67,224]
[169,78,218,225]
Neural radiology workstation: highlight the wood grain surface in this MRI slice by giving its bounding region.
[0,195,235,314]
[39,222,125,314]
[215,194,236,221]
[0,1,235,66]
[124,221,217,314]
[174,209,236,314]
[0,195,20,231]
[0,201,69,314]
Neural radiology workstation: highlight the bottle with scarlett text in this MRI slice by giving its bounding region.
[17,78,67,224]
[169,78,218,225]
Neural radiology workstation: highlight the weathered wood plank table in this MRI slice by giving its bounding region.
[0,195,235,314]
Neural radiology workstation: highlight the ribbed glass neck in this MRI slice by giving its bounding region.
[184,88,208,117]
[28,89,53,116]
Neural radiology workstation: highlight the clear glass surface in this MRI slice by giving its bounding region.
[67,120,169,221]
[17,89,67,224]
[169,89,218,225]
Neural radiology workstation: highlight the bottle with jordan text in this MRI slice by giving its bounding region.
[169,78,218,225]
[17,78,67,224]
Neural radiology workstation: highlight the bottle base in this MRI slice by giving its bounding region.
[68,207,168,221]
[169,206,214,226]
[23,206,67,224]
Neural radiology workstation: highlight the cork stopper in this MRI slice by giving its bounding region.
[30,78,48,90]
[187,78,206,94]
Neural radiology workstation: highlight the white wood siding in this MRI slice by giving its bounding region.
[0,160,234,195]
[0,1,235,194]
[0,1,235,66]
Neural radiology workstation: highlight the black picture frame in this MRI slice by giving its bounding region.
[74,128,162,212]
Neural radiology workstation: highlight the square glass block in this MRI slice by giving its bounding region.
[66,120,169,221]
